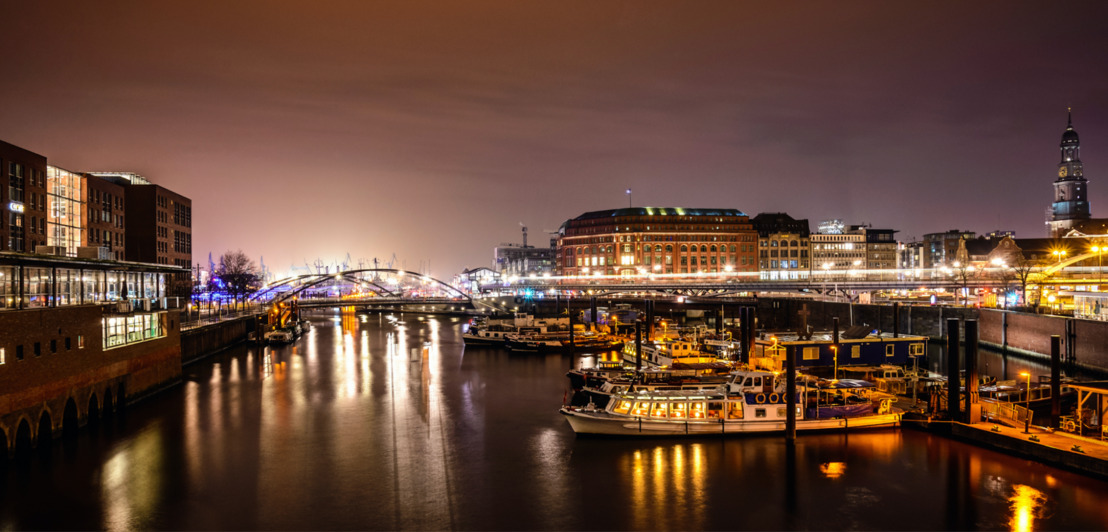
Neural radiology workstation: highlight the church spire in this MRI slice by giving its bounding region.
[1068,107,1073,128]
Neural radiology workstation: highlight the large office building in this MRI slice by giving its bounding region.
[86,173,192,269]
[556,207,758,278]
[1,141,48,253]
[493,226,556,279]
[751,212,810,280]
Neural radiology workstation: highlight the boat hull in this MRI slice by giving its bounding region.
[560,408,901,436]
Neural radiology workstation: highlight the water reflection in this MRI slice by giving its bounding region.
[1008,484,1048,532]
[2,316,1108,530]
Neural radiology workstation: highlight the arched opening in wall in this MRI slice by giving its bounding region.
[63,398,79,439]
[88,394,101,428]
[103,388,114,418]
[36,412,52,450]
[14,419,32,458]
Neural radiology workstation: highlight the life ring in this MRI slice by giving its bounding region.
[755,393,766,404]
[1064,419,1077,433]
[768,393,780,404]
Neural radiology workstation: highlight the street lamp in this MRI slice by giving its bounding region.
[1092,245,1103,288]
[1019,371,1031,433]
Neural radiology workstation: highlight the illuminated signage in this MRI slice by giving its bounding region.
[8,202,23,213]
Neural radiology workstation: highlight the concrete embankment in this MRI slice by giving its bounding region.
[180,315,257,365]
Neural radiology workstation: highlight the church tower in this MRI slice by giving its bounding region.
[1048,109,1090,237]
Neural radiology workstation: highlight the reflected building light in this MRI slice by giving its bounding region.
[819,462,847,479]
[1009,484,1047,532]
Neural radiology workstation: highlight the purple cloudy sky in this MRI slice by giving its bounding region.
[2,1,1108,278]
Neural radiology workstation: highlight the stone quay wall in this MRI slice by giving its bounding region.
[0,305,182,456]
[180,315,255,365]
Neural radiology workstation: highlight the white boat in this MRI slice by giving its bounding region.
[560,368,901,436]
[462,313,569,347]
[621,337,721,368]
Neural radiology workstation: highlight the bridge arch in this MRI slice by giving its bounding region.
[88,393,101,428]
[252,269,471,305]
[37,410,52,448]
[14,418,31,457]
[1041,250,1102,277]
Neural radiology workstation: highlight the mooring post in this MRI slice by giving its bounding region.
[1051,334,1061,429]
[893,302,900,338]
[635,320,643,372]
[964,319,978,424]
[568,301,575,350]
[590,296,597,332]
[786,337,797,441]
[738,307,749,363]
[946,318,961,421]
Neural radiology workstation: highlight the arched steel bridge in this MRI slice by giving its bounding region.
[251,269,474,307]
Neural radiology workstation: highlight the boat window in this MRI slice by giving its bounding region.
[886,344,895,357]
[910,343,925,356]
[777,407,787,418]
[707,402,723,418]
[803,347,819,360]
[755,408,767,418]
[650,402,668,418]
[728,402,743,419]
[613,400,633,415]
[689,402,706,419]
[669,402,687,418]
[753,376,762,387]
[632,401,650,416]
[852,345,860,358]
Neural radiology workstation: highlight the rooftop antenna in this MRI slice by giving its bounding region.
[626,188,632,208]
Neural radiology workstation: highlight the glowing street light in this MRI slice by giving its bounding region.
[1019,371,1032,433]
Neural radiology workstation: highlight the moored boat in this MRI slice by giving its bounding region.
[462,313,570,347]
[560,368,901,436]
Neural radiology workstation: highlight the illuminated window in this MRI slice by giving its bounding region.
[803,347,819,360]
[852,345,861,358]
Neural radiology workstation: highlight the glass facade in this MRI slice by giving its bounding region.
[0,263,169,310]
[46,166,86,256]
[103,312,166,349]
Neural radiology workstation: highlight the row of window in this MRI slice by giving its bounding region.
[0,336,85,365]
[761,240,807,247]
[567,244,752,255]
[761,249,808,258]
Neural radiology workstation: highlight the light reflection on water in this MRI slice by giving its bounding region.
[1,314,1107,530]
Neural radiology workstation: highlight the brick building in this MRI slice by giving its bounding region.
[556,207,758,278]
[1,141,48,253]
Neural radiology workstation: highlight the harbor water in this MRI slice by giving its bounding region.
[2,312,1107,530]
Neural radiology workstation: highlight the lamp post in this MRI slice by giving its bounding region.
[1020,371,1031,433]
[1092,245,1103,288]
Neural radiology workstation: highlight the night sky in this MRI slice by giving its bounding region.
[2,1,1108,278]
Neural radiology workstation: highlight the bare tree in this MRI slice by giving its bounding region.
[1008,253,1040,309]
[213,250,261,307]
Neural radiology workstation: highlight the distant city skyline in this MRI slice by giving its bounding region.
[2,1,1108,277]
